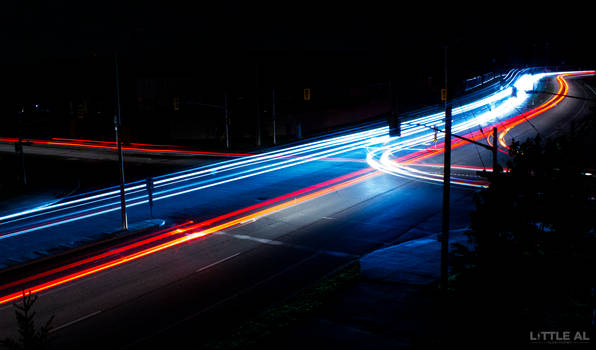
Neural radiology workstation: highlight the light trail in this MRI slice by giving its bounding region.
[0,168,380,305]
[0,68,540,236]
[366,71,595,187]
[0,67,562,303]
[0,137,253,157]
[0,129,389,238]
[0,168,376,293]
[0,126,387,225]
[497,73,570,149]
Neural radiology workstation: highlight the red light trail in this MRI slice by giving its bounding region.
[0,167,379,305]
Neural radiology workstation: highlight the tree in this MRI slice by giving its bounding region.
[1,291,54,350]
[447,118,596,346]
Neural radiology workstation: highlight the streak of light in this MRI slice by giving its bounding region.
[366,71,595,187]
[0,168,380,305]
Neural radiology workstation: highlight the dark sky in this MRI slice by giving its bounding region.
[2,1,594,142]
[4,2,592,60]
[2,1,594,85]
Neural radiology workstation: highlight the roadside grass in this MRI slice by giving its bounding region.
[202,261,361,350]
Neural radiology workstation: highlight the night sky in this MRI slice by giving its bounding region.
[3,2,593,66]
[1,1,594,142]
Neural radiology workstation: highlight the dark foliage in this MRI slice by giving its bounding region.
[0,291,54,350]
[447,113,596,346]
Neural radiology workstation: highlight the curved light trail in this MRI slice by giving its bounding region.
[0,68,592,305]
[366,70,595,187]
[497,73,571,149]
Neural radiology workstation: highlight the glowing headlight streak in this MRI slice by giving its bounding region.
[368,71,595,187]
[0,167,377,294]
[0,130,391,239]
[0,126,388,224]
[0,168,380,305]
[0,68,547,236]
[0,68,541,302]
[496,72,581,149]
[0,70,518,224]
[4,92,469,232]
[0,67,524,226]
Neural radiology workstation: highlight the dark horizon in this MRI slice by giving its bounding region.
[2,2,595,145]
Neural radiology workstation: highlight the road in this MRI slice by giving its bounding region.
[0,68,526,260]
[0,69,593,348]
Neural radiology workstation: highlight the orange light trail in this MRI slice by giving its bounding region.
[381,71,594,187]
[397,72,587,165]
[497,73,571,149]
[0,168,379,305]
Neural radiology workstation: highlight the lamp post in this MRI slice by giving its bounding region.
[15,107,26,185]
[224,92,230,150]
[272,87,277,145]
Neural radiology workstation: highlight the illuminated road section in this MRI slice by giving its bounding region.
[0,68,592,304]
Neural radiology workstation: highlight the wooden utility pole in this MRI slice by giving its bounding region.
[114,53,128,231]
[440,45,450,293]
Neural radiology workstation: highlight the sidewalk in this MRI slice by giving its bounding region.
[0,185,166,268]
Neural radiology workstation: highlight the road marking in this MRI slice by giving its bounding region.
[215,231,356,258]
[195,253,241,273]
[49,310,102,333]
[214,232,283,246]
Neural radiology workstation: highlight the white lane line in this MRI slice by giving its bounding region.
[49,310,102,333]
[215,231,356,258]
[215,232,284,246]
[195,253,241,273]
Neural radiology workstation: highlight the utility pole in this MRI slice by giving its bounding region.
[15,108,26,185]
[224,92,230,150]
[195,98,230,149]
[114,53,128,231]
[388,79,400,137]
[440,45,450,294]
[256,63,261,146]
[441,104,452,293]
[492,127,498,172]
[272,87,277,145]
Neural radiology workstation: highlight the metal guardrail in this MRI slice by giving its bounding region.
[464,69,522,92]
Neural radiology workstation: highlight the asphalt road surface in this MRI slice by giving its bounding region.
[0,70,593,348]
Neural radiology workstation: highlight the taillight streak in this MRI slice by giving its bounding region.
[0,168,379,304]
